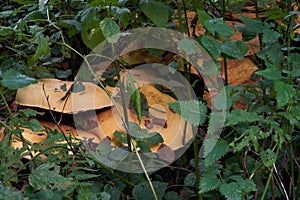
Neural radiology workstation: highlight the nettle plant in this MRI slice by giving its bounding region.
[192,5,300,200]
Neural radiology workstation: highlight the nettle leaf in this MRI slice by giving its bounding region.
[199,173,221,193]
[262,29,280,44]
[167,100,207,126]
[260,149,277,167]
[255,68,282,80]
[204,18,235,40]
[1,69,37,89]
[220,182,242,200]
[30,31,50,61]
[266,43,284,66]
[132,181,168,200]
[29,164,73,190]
[27,119,43,132]
[199,35,221,58]
[225,110,262,126]
[178,38,199,55]
[204,138,229,166]
[221,40,248,60]
[230,176,256,193]
[274,80,296,108]
[197,9,212,24]
[0,185,22,200]
[239,14,264,33]
[100,18,120,43]
[234,24,257,41]
[140,1,169,27]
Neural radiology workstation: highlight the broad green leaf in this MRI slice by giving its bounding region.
[81,7,100,30]
[199,173,221,193]
[30,31,50,62]
[184,173,196,186]
[0,185,22,200]
[130,89,142,123]
[204,18,235,40]
[164,191,184,200]
[220,182,242,200]
[1,69,37,89]
[255,68,282,80]
[81,28,104,49]
[132,181,168,200]
[260,149,277,167]
[225,110,262,126]
[29,164,73,190]
[204,138,229,166]
[197,9,212,24]
[167,100,207,126]
[266,43,283,66]
[60,19,82,31]
[100,18,120,43]
[140,1,169,27]
[146,133,163,145]
[220,40,248,60]
[200,35,221,58]
[114,131,128,143]
[274,80,296,108]
[55,69,72,79]
[178,38,199,55]
[27,119,43,132]
[234,24,257,41]
[264,8,287,20]
[137,141,151,153]
[262,29,280,44]
[239,14,264,33]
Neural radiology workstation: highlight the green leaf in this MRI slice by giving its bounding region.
[221,40,248,60]
[197,9,212,24]
[178,38,199,55]
[234,24,257,41]
[114,131,128,144]
[140,1,169,27]
[239,14,264,33]
[27,119,43,132]
[264,8,287,21]
[266,43,284,66]
[39,0,48,11]
[29,164,73,190]
[199,173,221,193]
[260,149,277,167]
[81,7,100,30]
[255,68,282,80]
[0,185,22,200]
[146,133,164,145]
[262,29,280,44]
[199,35,221,58]
[184,173,196,186]
[30,31,50,62]
[164,191,184,200]
[220,182,242,200]
[204,139,229,166]
[133,181,168,200]
[1,69,37,89]
[274,80,296,108]
[204,18,235,40]
[137,141,151,153]
[130,89,143,123]
[225,110,262,126]
[100,18,120,43]
[55,69,72,79]
[167,100,207,126]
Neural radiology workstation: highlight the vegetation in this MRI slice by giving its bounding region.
[0,0,300,199]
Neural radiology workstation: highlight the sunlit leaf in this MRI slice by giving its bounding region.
[100,18,120,43]
[1,69,37,89]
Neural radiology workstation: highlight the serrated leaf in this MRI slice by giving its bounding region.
[221,40,248,60]
[225,110,262,126]
[204,18,235,40]
[29,164,73,190]
[30,31,50,61]
[262,29,280,44]
[132,181,168,200]
[0,185,22,200]
[266,43,284,66]
[239,14,264,33]
[27,119,42,132]
[234,24,257,41]
[220,182,242,200]
[197,9,212,24]
[255,68,282,80]
[178,38,199,55]
[140,1,169,27]
[200,35,221,58]
[100,18,120,43]
[1,69,37,89]
[204,139,229,166]
[199,173,221,193]
[274,80,296,108]
[167,100,207,126]
[260,149,277,167]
